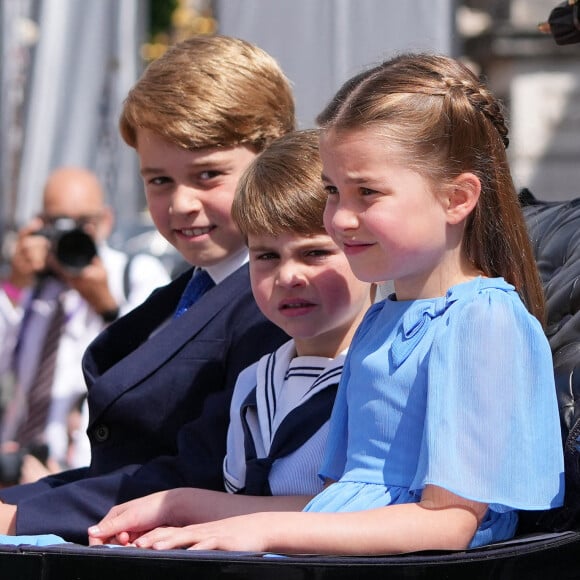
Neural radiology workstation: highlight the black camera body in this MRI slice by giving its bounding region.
[34,218,97,274]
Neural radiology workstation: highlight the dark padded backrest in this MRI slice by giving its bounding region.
[522,189,580,530]
[522,190,580,356]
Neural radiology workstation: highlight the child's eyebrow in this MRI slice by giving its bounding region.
[248,243,276,252]
[140,166,165,177]
[192,148,241,165]
[140,159,228,178]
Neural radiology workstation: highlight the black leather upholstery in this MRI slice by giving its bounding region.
[521,189,580,530]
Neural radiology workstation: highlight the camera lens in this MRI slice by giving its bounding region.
[54,229,97,272]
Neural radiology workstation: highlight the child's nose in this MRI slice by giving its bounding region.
[171,186,203,214]
[329,203,359,232]
[276,261,306,287]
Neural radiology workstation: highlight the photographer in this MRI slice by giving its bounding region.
[0,167,169,485]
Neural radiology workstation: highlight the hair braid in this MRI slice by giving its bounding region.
[441,76,509,149]
[317,52,545,323]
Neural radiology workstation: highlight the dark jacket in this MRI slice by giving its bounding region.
[0,265,288,543]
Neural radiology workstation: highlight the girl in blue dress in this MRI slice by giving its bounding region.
[107,53,564,555]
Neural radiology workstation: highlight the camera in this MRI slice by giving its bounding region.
[0,443,49,486]
[34,217,97,274]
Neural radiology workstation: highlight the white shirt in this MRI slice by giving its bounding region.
[204,247,248,285]
[224,339,345,496]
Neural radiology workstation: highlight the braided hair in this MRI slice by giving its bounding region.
[317,53,545,323]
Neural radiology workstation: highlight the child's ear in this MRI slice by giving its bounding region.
[445,172,481,225]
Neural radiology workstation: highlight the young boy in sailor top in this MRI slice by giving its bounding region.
[224,132,372,496]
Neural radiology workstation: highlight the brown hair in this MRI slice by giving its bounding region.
[231,130,326,238]
[120,35,295,152]
[318,53,545,323]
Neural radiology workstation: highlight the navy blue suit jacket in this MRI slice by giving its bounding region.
[0,265,288,543]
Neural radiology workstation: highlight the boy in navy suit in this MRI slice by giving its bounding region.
[0,35,293,543]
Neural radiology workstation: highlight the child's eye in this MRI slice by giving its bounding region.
[148,176,171,186]
[255,252,279,261]
[324,185,338,195]
[306,249,331,258]
[361,187,378,196]
[199,170,222,181]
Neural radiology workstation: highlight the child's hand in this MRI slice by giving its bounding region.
[132,513,271,552]
[88,490,178,546]
[89,489,310,548]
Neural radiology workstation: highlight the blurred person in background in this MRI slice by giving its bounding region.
[0,167,170,485]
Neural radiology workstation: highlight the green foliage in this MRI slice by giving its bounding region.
[149,0,179,39]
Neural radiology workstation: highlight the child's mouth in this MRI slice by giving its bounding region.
[279,300,316,316]
[179,226,214,238]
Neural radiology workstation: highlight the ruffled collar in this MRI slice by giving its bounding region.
[387,277,514,366]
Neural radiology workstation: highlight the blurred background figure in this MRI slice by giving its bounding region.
[0,167,170,486]
[538,0,580,45]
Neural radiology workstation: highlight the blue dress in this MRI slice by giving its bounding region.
[304,277,564,549]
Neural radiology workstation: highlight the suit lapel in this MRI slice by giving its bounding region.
[83,269,191,377]
[86,265,250,423]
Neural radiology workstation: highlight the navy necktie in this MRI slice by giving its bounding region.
[173,269,215,318]
[239,384,338,496]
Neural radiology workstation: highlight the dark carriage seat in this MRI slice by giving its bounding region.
[1,527,579,579]
[521,188,580,532]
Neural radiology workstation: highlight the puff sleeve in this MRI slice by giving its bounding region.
[411,289,564,512]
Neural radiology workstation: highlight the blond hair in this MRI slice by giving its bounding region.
[120,35,295,152]
[232,130,326,238]
[318,53,545,323]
